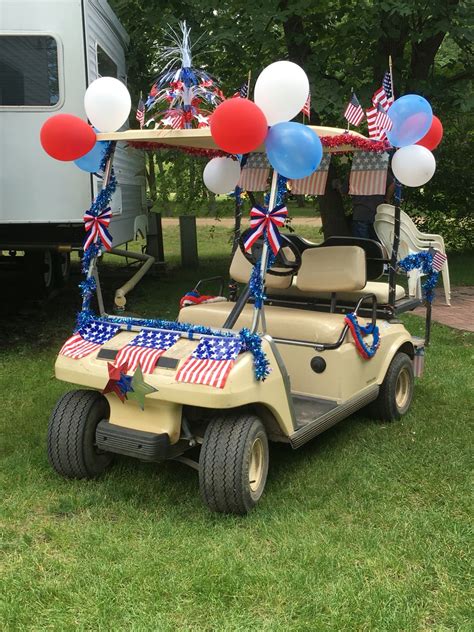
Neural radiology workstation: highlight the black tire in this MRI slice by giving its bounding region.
[47,390,113,479]
[199,413,269,515]
[369,352,414,421]
[52,251,71,287]
[24,249,55,297]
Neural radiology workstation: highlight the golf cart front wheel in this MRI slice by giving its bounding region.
[370,352,414,421]
[47,389,113,479]
[199,413,269,515]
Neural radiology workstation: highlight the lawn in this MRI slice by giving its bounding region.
[1,224,472,631]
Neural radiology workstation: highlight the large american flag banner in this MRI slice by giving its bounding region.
[290,154,332,195]
[344,93,365,126]
[349,151,389,195]
[431,249,447,272]
[60,321,121,359]
[176,336,242,389]
[115,329,181,374]
[238,153,270,191]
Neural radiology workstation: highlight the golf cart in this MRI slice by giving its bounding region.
[48,126,425,515]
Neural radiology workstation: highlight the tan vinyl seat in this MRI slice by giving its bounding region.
[178,246,371,344]
[267,279,406,303]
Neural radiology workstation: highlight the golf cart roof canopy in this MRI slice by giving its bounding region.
[97,126,375,154]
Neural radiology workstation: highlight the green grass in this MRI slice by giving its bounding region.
[153,197,321,218]
[1,227,473,631]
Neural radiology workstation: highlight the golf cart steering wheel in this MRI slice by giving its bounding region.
[239,228,302,277]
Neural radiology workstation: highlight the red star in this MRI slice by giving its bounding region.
[102,361,129,402]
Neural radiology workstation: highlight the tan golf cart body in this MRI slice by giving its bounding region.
[51,126,421,513]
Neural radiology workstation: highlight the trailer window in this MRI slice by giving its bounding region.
[97,45,118,78]
[0,35,59,106]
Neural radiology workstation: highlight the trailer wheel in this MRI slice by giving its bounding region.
[199,413,269,515]
[369,352,414,421]
[53,251,71,287]
[24,249,55,296]
[47,390,113,479]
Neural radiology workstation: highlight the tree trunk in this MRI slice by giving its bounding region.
[319,162,350,239]
[146,153,156,202]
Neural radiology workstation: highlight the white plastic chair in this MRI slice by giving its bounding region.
[376,205,451,305]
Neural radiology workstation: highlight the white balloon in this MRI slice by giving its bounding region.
[203,157,241,194]
[84,77,131,132]
[392,145,436,187]
[254,61,310,126]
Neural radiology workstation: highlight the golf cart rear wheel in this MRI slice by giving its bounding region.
[370,352,414,421]
[199,413,269,515]
[47,389,113,479]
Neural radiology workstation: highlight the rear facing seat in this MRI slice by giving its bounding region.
[178,246,372,343]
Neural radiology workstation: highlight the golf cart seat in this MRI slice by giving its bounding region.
[268,235,405,304]
[178,246,373,343]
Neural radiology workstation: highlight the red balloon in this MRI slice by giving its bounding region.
[40,114,96,161]
[210,98,268,154]
[416,115,443,151]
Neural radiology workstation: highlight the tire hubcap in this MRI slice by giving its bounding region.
[395,367,411,409]
[249,437,264,492]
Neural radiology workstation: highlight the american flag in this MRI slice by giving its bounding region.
[431,249,447,272]
[366,106,379,139]
[344,93,365,126]
[60,321,121,359]
[372,86,389,112]
[233,82,249,98]
[176,336,242,389]
[383,71,394,107]
[115,329,181,374]
[135,98,145,129]
[302,92,311,119]
[290,154,332,195]
[238,153,270,191]
[349,151,389,195]
[375,103,393,136]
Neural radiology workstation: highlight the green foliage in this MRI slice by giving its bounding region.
[109,0,473,249]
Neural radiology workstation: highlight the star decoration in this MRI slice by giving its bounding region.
[102,361,133,402]
[127,364,158,410]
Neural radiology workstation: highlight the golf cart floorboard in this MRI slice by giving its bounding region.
[290,386,379,448]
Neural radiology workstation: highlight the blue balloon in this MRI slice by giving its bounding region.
[265,122,322,179]
[74,140,107,172]
[386,94,433,148]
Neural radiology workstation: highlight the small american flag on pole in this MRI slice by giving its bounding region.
[301,92,311,119]
[383,71,394,107]
[366,106,379,139]
[135,97,145,129]
[375,103,393,136]
[372,86,389,112]
[238,153,270,192]
[344,93,365,126]
[60,321,121,359]
[115,329,181,374]
[233,82,249,98]
[176,336,242,389]
[431,249,447,272]
[349,151,389,195]
[290,154,332,195]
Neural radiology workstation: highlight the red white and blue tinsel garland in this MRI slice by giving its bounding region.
[397,251,439,303]
[344,312,380,359]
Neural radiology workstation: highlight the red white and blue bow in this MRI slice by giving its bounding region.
[244,204,288,255]
[83,207,113,251]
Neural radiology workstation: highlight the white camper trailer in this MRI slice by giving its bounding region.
[0,0,147,293]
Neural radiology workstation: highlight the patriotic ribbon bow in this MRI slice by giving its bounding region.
[83,207,113,251]
[244,204,288,255]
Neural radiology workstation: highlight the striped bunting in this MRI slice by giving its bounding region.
[238,153,270,191]
[175,336,242,389]
[349,151,389,195]
[60,321,120,359]
[290,154,331,195]
[115,330,180,374]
